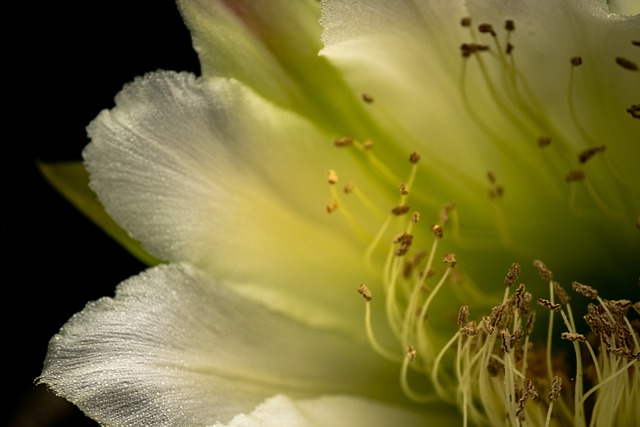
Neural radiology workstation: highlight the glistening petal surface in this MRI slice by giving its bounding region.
[40,263,406,426]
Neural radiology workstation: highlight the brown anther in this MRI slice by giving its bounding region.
[333,136,353,147]
[501,329,512,352]
[570,56,583,66]
[505,20,515,31]
[566,169,585,182]
[627,104,640,119]
[526,311,536,335]
[460,324,479,336]
[572,281,599,299]
[615,56,638,71]
[537,298,562,312]
[327,169,338,184]
[487,170,497,184]
[343,182,354,193]
[460,16,472,27]
[578,145,605,164]
[633,40,640,47]
[439,201,456,225]
[561,332,586,342]
[424,267,436,279]
[411,212,420,223]
[505,262,521,288]
[478,23,496,36]
[395,233,413,256]
[391,204,411,215]
[525,378,539,401]
[357,284,372,301]
[487,358,502,377]
[362,93,374,103]
[553,282,571,305]
[533,260,553,282]
[409,152,421,164]
[326,200,338,213]
[406,345,417,361]
[538,136,552,147]
[458,305,470,327]
[399,183,409,195]
[549,376,562,401]
[443,253,457,267]
[362,139,374,150]
[431,224,443,239]
[506,43,514,54]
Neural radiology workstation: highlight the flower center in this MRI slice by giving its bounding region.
[321,14,639,427]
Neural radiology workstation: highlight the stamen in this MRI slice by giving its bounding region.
[357,284,400,362]
[545,376,562,427]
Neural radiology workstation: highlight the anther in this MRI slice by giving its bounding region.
[505,20,515,32]
[487,358,502,377]
[506,43,514,54]
[395,233,413,256]
[487,170,497,184]
[399,183,409,195]
[578,145,605,164]
[458,305,470,327]
[533,260,554,282]
[406,345,417,362]
[633,40,640,47]
[627,104,640,119]
[537,298,562,312]
[362,140,374,150]
[391,204,411,215]
[553,282,571,305]
[327,169,338,184]
[561,332,586,342]
[439,201,456,225]
[478,23,496,36]
[525,378,539,400]
[411,212,420,223]
[572,281,599,299]
[549,376,562,401]
[357,284,372,301]
[570,56,583,66]
[565,169,585,182]
[501,328,512,353]
[615,57,638,71]
[343,182,354,193]
[505,262,521,287]
[333,136,353,147]
[409,152,421,164]
[443,253,457,267]
[431,224,443,239]
[362,93,374,103]
[326,200,338,213]
[460,16,472,27]
[538,136,552,147]
[526,311,536,334]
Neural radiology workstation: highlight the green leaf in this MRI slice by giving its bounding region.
[38,161,161,266]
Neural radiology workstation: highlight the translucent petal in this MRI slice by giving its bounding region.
[40,264,405,426]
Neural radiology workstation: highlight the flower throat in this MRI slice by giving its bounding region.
[322,15,639,427]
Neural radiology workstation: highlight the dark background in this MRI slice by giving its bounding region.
[6,1,199,425]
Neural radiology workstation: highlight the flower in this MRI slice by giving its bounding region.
[39,0,639,426]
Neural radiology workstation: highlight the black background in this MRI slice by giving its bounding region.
[6,1,199,425]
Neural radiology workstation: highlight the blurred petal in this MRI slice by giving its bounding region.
[211,394,461,426]
[40,263,404,426]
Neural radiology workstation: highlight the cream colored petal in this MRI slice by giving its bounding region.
[40,264,405,426]
[84,71,394,331]
[210,394,461,427]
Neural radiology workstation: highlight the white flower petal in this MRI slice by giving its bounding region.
[211,394,460,427]
[40,263,404,426]
[84,71,391,331]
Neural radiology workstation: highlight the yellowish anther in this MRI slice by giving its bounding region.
[565,169,585,182]
[343,182,354,193]
[362,139,374,150]
[357,283,372,302]
[538,136,552,147]
[431,224,443,239]
[391,204,411,215]
[362,93,375,103]
[334,136,354,147]
[443,253,457,267]
[327,169,338,185]
[399,183,409,195]
[561,332,586,341]
[326,200,338,213]
[406,345,417,362]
